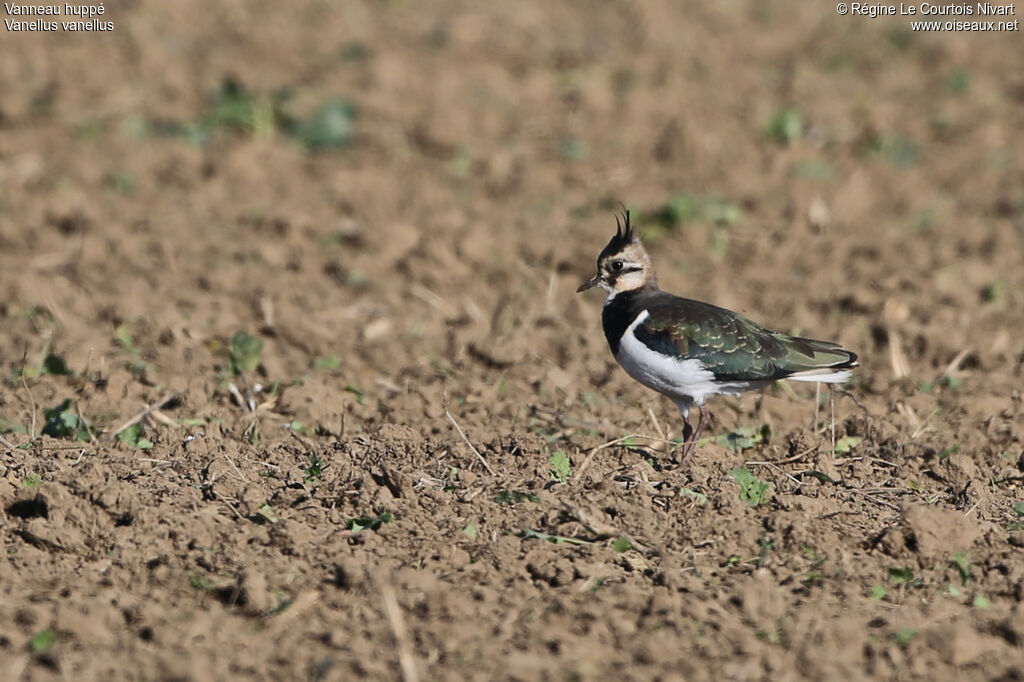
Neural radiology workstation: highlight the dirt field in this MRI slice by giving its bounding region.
[1,1,1023,680]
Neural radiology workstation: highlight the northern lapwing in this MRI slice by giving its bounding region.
[577,210,858,460]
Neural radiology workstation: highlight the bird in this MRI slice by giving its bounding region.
[577,210,858,461]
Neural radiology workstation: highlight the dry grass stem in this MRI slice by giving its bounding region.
[445,409,495,475]
[111,394,177,438]
[381,582,420,682]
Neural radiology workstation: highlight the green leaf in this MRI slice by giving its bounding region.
[461,521,478,540]
[1013,502,1024,517]
[290,99,355,151]
[344,384,365,405]
[312,355,341,370]
[717,425,770,453]
[950,552,972,585]
[189,574,214,591]
[41,399,92,441]
[228,331,263,375]
[973,594,991,609]
[619,435,643,451]
[729,467,770,506]
[870,585,887,600]
[258,503,279,524]
[549,450,571,484]
[304,452,324,482]
[23,473,42,489]
[202,78,265,135]
[679,488,708,505]
[765,108,803,145]
[344,511,393,533]
[611,536,632,553]
[521,529,591,545]
[116,422,154,450]
[945,69,971,94]
[888,567,915,585]
[115,323,141,355]
[892,628,916,647]
[653,192,743,231]
[29,629,56,653]
[41,354,72,376]
[833,435,862,454]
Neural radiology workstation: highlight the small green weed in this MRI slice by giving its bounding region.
[949,552,973,585]
[549,450,571,483]
[189,574,214,591]
[311,355,341,370]
[892,628,916,647]
[945,69,971,94]
[715,425,771,453]
[116,423,154,450]
[888,566,916,585]
[344,511,393,533]
[729,467,770,506]
[866,134,919,167]
[344,384,365,405]
[304,452,325,482]
[834,435,862,454]
[611,536,632,553]
[23,473,42,489]
[20,351,73,380]
[980,279,1005,303]
[288,98,356,151]
[652,192,742,230]
[41,399,92,442]
[521,529,591,546]
[228,331,263,375]
[29,629,56,653]
[764,108,803,145]
[559,136,587,161]
[679,488,708,505]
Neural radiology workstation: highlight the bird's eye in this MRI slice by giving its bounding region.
[611,260,624,272]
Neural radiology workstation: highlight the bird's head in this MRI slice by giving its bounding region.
[577,209,656,296]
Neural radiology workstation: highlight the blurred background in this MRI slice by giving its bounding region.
[1,2,1021,431]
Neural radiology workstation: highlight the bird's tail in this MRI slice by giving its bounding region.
[778,335,858,384]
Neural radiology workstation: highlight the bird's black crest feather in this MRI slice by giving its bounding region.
[599,208,636,261]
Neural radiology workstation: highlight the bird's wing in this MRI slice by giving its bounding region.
[635,297,857,382]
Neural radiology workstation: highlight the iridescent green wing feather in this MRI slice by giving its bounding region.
[635,299,854,381]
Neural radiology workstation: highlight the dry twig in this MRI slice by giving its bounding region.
[380,582,420,682]
[111,394,177,438]
[445,409,495,475]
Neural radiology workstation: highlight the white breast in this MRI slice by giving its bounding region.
[614,310,759,412]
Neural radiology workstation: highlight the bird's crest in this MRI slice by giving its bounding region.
[600,208,637,260]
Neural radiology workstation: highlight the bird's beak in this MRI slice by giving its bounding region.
[576,274,600,293]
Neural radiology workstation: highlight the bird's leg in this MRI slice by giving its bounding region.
[675,401,695,461]
[680,405,710,462]
[692,405,710,444]
[681,418,694,444]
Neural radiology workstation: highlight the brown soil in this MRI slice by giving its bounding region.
[2,2,1023,680]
